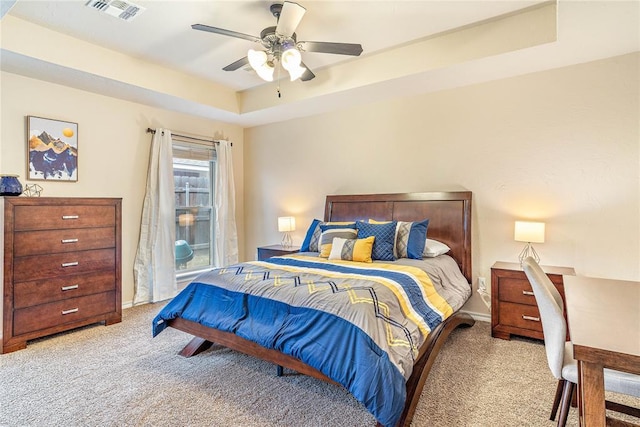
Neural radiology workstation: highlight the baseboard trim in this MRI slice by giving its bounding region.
[460,310,491,323]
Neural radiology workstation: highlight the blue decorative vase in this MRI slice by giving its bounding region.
[0,175,23,196]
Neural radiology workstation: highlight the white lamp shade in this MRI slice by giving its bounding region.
[248,49,275,81]
[255,63,274,81]
[281,47,306,81]
[248,49,267,69]
[514,221,545,243]
[281,47,302,70]
[278,216,296,232]
[286,64,307,81]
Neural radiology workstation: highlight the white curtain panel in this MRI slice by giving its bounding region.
[214,140,239,267]
[133,129,177,304]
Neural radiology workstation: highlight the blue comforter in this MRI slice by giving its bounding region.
[153,256,453,426]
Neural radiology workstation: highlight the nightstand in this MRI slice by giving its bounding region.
[256,244,301,261]
[491,261,575,341]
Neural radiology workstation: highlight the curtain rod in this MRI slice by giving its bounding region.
[146,128,232,146]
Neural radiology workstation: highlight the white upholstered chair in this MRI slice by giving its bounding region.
[521,257,640,426]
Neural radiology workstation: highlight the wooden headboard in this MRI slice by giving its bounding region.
[324,191,472,282]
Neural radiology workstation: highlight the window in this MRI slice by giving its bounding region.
[173,138,216,278]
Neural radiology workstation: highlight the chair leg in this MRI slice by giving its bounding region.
[550,380,565,421]
[557,381,575,427]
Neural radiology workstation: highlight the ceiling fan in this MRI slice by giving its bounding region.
[192,1,363,84]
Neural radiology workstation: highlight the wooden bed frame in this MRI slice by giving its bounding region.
[166,191,475,427]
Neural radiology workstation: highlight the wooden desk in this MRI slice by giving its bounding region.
[563,276,640,426]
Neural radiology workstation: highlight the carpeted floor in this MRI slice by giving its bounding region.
[1,303,637,426]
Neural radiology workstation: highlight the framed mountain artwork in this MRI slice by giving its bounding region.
[27,116,78,182]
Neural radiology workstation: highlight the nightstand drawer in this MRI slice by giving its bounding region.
[498,277,538,306]
[498,302,543,333]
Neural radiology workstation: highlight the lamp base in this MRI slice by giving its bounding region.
[518,243,540,265]
[281,232,292,248]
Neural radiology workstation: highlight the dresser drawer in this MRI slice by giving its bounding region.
[13,291,116,336]
[14,271,116,309]
[498,301,543,333]
[13,249,115,282]
[13,205,115,231]
[14,227,115,257]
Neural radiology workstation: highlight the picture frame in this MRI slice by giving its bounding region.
[27,115,78,182]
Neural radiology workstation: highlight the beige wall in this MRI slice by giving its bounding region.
[0,71,245,307]
[244,53,640,316]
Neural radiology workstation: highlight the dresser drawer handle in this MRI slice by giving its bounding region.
[61,238,79,244]
[61,308,79,315]
[522,315,540,322]
[61,261,79,268]
[61,284,79,291]
[522,290,535,296]
[62,215,79,220]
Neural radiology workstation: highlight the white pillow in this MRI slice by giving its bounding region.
[423,239,450,257]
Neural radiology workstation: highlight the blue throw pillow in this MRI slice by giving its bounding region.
[395,219,429,259]
[355,221,397,261]
[300,219,322,252]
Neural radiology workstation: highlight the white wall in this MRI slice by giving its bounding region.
[0,71,245,307]
[244,53,640,316]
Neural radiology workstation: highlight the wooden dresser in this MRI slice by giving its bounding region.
[1,197,122,353]
[491,261,575,341]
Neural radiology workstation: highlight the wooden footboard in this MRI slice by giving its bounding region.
[392,311,475,426]
[169,311,475,427]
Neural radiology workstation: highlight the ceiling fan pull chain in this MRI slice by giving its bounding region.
[277,61,282,98]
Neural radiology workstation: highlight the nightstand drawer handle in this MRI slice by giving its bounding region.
[62,215,79,220]
[61,308,78,315]
[522,290,535,296]
[61,284,79,291]
[522,315,540,322]
[61,238,79,244]
[61,261,79,268]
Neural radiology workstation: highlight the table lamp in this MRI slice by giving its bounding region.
[278,216,296,248]
[514,221,545,264]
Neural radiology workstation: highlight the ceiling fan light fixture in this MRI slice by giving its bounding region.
[286,64,307,81]
[248,49,268,70]
[281,46,304,81]
[256,63,275,82]
[248,48,275,82]
[281,46,302,69]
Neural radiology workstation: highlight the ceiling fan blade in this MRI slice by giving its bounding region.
[192,24,262,44]
[276,1,306,38]
[300,63,315,81]
[298,41,363,56]
[223,57,249,72]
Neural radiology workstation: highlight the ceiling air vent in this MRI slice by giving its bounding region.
[85,0,145,22]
